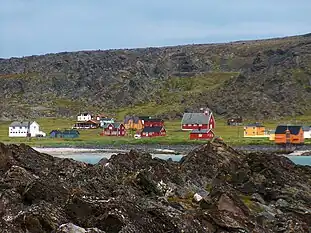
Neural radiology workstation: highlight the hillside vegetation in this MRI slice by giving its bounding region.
[1,34,311,120]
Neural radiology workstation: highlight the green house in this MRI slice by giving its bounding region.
[61,129,80,138]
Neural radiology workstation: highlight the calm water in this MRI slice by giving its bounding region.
[52,152,311,166]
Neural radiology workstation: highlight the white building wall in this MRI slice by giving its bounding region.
[9,126,28,137]
[77,114,92,121]
[304,131,311,139]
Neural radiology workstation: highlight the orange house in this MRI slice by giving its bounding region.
[124,116,144,131]
[244,123,266,137]
[274,125,304,145]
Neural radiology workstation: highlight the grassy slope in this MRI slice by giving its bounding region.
[114,72,239,119]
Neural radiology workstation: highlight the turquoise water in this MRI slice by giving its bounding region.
[53,153,311,166]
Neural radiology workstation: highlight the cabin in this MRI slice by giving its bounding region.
[227,116,243,126]
[141,126,166,137]
[49,130,62,138]
[77,113,93,122]
[124,115,144,130]
[302,126,311,139]
[243,123,266,137]
[101,123,126,136]
[181,109,215,131]
[268,130,275,141]
[99,118,115,128]
[189,129,215,140]
[62,129,80,138]
[9,121,46,137]
[73,120,100,129]
[139,116,164,127]
[275,125,304,145]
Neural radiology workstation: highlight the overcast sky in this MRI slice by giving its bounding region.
[1,0,310,58]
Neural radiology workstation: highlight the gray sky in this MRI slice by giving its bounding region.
[1,0,310,58]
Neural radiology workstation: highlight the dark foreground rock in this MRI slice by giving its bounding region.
[0,139,310,233]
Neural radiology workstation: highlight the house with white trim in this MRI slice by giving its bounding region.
[9,121,46,137]
[77,113,93,122]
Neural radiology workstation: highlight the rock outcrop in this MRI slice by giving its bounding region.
[1,34,311,119]
[0,139,310,232]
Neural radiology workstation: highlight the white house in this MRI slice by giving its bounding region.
[9,121,46,137]
[77,113,93,122]
[302,126,311,139]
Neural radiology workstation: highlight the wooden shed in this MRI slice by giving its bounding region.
[274,125,304,145]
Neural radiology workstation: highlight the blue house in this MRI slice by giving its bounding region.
[49,130,62,138]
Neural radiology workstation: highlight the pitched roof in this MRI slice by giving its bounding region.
[190,129,210,134]
[124,115,141,124]
[103,123,123,129]
[63,129,80,134]
[302,126,310,131]
[275,125,302,135]
[181,113,210,125]
[49,130,62,134]
[10,121,34,127]
[142,126,164,133]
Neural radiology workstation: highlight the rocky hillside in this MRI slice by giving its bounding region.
[0,140,310,232]
[1,34,311,120]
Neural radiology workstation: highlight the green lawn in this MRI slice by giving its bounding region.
[2,115,311,147]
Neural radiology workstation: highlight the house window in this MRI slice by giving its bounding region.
[188,124,191,126]
[199,124,202,126]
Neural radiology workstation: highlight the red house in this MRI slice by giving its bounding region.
[190,129,215,140]
[101,123,126,136]
[139,116,164,127]
[141,126,166,137]
[181,109,215,131]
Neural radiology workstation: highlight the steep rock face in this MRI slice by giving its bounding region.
[0,140,310,232]
[1,34,311,119]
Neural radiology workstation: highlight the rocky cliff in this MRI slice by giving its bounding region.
[0,140,310,232]
[1,34,311,120]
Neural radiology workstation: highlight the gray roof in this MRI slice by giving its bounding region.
[103,123,122,129]
[190,129,210,134]
[302,126,310,131]
[181,113,210,125]
[10,121,34,127]
[124,115,140,124]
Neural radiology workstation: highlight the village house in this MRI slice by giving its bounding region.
[227,116,243,126]
[99,118,115,128]
[49,129,80,138]
[73,120,100,129]
[77,113,93,122]
[274,125,304,145]
[181,108,215,131]
[141,126,166,137]
[124,115,144,130]
[302,126,311,139]
[189,129,215,140]
[9,121,46,137]
[138,116,164,127]
[243,122,266,137]
[100,123,126,136]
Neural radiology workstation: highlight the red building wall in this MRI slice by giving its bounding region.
[208,114,216,129]
[182,124,208,131]
[102,124,126,136]
[190,130,215,140]
[141,128,166,137]
[143,121,164,127]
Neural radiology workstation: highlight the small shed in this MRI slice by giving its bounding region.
[274,125,304,145]
[190,129,215,140]
[244,122,266,137]
[302,126,311,139]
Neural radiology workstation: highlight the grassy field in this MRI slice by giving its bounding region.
[2,115,311,147]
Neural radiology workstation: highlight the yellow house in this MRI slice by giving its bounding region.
[124,116,143,131]
[244,123,266,137]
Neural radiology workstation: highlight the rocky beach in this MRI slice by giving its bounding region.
[0,139,310,232]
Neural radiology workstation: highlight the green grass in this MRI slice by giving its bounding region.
[2,114,311,147]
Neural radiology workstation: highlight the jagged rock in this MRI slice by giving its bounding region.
[0,141,310,232]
